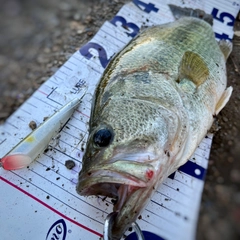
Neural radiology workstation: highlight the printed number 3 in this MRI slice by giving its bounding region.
[110,16,140,38]
[211,8,235,26]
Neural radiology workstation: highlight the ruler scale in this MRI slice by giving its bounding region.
[0,1,239,240]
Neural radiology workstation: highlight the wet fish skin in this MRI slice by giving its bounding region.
[77,17,232,239]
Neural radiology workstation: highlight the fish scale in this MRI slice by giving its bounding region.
[98,19,214,85]
[77,16,232,240]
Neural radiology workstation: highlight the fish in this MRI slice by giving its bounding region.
[0,97,83,170]
[76,12,232,239]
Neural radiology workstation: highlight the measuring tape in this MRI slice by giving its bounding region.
[0,1,239,240]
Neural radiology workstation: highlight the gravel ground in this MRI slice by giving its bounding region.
[0,0,239,239]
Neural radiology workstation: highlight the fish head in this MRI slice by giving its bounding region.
[77,98,179,238]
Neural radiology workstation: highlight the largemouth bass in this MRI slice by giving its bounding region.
[77,16,232,239]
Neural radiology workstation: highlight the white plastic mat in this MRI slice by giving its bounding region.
[0,1,239,239]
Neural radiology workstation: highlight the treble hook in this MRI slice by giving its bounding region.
[103,212,145,240]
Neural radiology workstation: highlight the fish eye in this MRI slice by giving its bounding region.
[93,128,113,147]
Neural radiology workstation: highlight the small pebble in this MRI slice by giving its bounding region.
[222,116,228,122]
[29,121,37,130]
[65,160,75,169]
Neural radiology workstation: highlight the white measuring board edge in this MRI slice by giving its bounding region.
[0,1,239,240]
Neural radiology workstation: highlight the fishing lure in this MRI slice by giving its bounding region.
[0,97,82,170]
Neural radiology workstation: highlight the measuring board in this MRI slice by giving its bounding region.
[0,0,239,240]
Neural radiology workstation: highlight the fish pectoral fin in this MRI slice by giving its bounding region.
[218,40,232,61]
[215,86,233,115]
[178,51,209,87]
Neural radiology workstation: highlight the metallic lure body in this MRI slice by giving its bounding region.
[77,17,232,239]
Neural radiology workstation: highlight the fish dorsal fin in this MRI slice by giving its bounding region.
[218,40,232,61]
[168,4,213,25]
[178,51,209,87]
[215,86,233,115]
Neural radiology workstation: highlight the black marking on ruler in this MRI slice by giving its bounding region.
[32,95,59,109]
[19,107,31,115]
[15,115,26,123]
[58,69,68,76]
[58,118,71,133]
[47,86,58,98]
[60,130,82,142]
[46,87,64,105]
[162,182,191,198]
[156,191,188,209]
[25,101,38,108]
[67,60,78,66]
[194,150,209,161]
[44,147,80,163]
[0,138,7,145]
[5,121,19,129]
[54,75,64,81]
[70,79,87,94]
[66,122,87,134]
[145,208,176,226]
[169,161,206,181]
[63,65,73,71]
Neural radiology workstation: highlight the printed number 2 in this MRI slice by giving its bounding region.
[79,42,109,68]
[211,8,235,26]
[132,0,159,13]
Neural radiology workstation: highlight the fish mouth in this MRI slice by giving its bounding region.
[77,173,143,211]
[77,160,155,210]
[77,159,160,239]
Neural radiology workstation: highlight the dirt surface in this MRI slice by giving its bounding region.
[0,0,239,239]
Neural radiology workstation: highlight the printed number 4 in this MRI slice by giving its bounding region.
[132,0,159,13]
[211,8,235,26]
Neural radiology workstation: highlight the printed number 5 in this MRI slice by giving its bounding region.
[211,8,235,26]
[79,42,109,68]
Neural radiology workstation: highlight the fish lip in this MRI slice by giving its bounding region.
[77,167,149,225]
[76,168,147,197]
[77,159,156,196]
